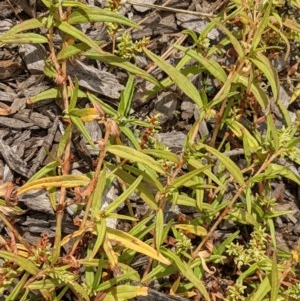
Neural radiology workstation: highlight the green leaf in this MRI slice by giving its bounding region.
[171,165,211,189]
[215,21,244,58]
[197,144,244,185]
[84,50,159,86]
[107,145,166,175]
[102,285,148,301]
[107,228,171,265]
[227,208,258,226]
[57,21,101,52]
[28,161,60,182]
[70,115,95,148]
[69,76,79,109]
[251,1,272,50]
[0,33,47,44]
[270,164,300,185]
[123,164,163,192]
[155,209,164,249]
[187,158,226,190]
[120,125,141,150]
[142,149,180,164]
[90,219,106,260]
[0,251,39,275]
[174,224,207,236]
[3,18,44,35]
[27,87,87,104]
[107,165,158,210]
[68,7,139,29]
[57,43,96,61]
[118,74,135,117]
[95,270,140,292]
[245,276,270,301]
[105,175,143,214]
[17,175,90,195]
[235,75,268,110]
[7,272,29,301]
[250,53,279,100]
[161,248,211,301]
[90,169,107,219]
[87,92,118,116]
[175,45,228,83]
[226,119,259,150]
[270,253,280,301]
[57,124,72,159]
[143,48,203,108]
[266,114,280,151]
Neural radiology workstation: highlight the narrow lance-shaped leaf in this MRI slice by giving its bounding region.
[142,149,180,164]
[198,143,244,185]
[7,272,30,301]
[90,169,106,218]
[17,175,90,195]
[107,165,158,210]
[70,115,95,148]
[28,161,60,182]
[105,175,143,214]
[266,114,280,151]
[250,53,279,100]
[118,74,135,117]
[68,7,140,29]
[251,1,272,50]
[143,48,203,109]
[175,45,227,83]
[69,76,79,110]
[174,224,207,236]
[171,165,211,189]
[0,33,48,44]
[102,285,148,301]
[27,87,87,104]
[0,251,39,275]
[236,75,268,110]
[215,21,244,58]
[84,49,159,86]
[3,18,44,35]
[244,276,270,301]
[107,228,171,265]
[161,248,211,301]
[155,208,164,250]
[107,145,166,175]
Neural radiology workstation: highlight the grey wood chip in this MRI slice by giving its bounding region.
[67,59,124,99]
[18,189,55,215]
[19,44,46,75]
[0,139,28,177]
[155,131,186,153]
[13,109,51,129]
[0,116,34,129]
[176,13,220,39]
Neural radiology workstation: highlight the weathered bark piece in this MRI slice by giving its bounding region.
[13,109,51,129]
[133,0,157,13]
[154,91,178,119]
[155,131,186,153]
[0,116,34,129]
[19,44,47,74]
[0,139,28,177]
[176,13,220,39]
[0,57,24,80]
[67,59,124,99]
[27,116,59,178]
[18,189,55,215]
